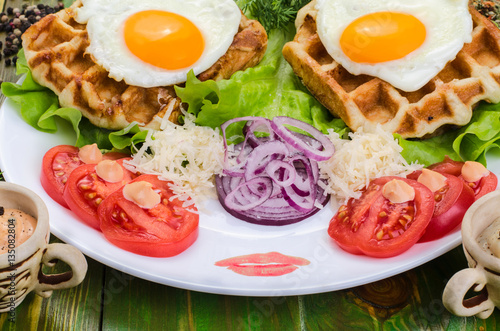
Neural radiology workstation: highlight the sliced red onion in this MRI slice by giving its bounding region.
[216,175,329,225]
[270,116,335,161]
[282,157,316,212]
[244,140,289,181]
[216,116,334,226]
[224,177,273,211]
[265,160,296,187]
[242,118,278,148]
[221,116,265,165]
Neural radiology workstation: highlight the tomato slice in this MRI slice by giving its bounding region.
[98,174,199,257]
[460,172,498,201]
[417,172,475,242]
[63,158,137,230]
[41,145,84,208]
[41,145,130,208]
[328,176,435,258]
[427,156,464,177]
[426,157,498,200]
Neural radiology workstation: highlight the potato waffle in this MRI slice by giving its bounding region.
[283,1,500,138]
[22,1,267,130]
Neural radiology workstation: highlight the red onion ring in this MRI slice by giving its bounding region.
[270,116,335,161]
[217,116,335,225]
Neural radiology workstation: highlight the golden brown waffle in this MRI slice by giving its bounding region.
[22,1,267,130]
[283,1,500,138]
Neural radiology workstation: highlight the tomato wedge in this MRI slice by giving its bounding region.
[41,145,129,208]
[98,174,199,257]
[63,158,137,230]
[328,176,435,258]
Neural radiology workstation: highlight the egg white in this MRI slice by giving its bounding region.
[74,0,241,88]
[315,0,473,92]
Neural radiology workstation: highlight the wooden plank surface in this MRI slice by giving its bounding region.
[2,0,500,330]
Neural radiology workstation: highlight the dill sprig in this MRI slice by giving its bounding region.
[242,0,311,32]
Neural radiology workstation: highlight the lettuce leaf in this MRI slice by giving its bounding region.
[175,28,349,140]
[1,49,144,152]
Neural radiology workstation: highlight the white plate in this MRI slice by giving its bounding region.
[1,98,498,296]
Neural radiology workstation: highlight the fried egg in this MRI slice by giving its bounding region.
[74,0,241,88]
[315,0,473,92]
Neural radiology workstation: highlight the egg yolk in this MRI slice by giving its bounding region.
[340,12,426,64]
[123,10,204,70]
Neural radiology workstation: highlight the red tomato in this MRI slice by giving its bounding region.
[97,174,199,257]
[424,156,497,200]
[41,145,130,208]
[418,173,475,242]
[63,158,137,230]
[427,156,464,177]
[460,172,498,201]
[328,177,435,258]
[41,145,83,208]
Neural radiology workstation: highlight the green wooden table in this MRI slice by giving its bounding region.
[1,1,500,330]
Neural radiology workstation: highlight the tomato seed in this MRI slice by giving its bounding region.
[79,184,91,190]
[86,192,96,199]
[95,198,102,205]
[378,211,387,218]
[434,194,442,202]
[376,230,384,240]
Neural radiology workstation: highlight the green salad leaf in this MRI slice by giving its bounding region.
[1,49,144,152]
[175,28,349,141]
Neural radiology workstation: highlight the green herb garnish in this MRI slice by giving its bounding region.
[241,0,311,32]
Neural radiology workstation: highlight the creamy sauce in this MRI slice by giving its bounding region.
[382,179,415,204]
[96,160,123,183]
[78,143,103,164]
[418,168,447,192]
[462,161,489,183]
[0,208,37,253]
[123,181,161,209]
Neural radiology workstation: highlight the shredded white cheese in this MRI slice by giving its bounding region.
[124,107,225,209]
[318,125,423,202]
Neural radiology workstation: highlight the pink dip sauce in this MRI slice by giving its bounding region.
[0,208,37,253]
